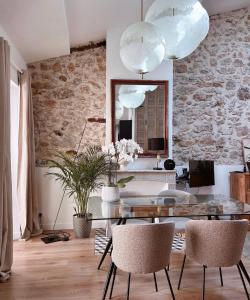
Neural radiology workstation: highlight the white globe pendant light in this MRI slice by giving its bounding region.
[119,92,145,109]
[120,21,166,74]
[119,84,158,95]
[139,85,158,92]
[115,101,124,120]
[145,0,209,60]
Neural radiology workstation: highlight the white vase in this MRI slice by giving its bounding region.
[101,186,120,202]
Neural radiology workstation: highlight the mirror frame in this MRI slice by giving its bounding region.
[111,79,168,157]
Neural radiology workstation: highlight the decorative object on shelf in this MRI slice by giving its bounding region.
[145,0,209,60]
[101,139,143,201]
[46,146,109,238]
[120,0,165,74]
[164,158,176,170]
[148,137,165,170]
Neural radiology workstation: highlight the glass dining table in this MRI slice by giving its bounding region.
[87,194,250,269]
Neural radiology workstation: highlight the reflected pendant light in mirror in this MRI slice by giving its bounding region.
[119,84,158,94]
[119,91,145,109]
[145,0,209,60]
[120,21,166,74]
[115,101,124,120]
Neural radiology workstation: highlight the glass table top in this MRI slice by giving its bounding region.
[87,194,250,220]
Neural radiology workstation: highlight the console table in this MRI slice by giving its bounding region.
[117,170,176,195]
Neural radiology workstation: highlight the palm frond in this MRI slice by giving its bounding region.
[45,147,109,214]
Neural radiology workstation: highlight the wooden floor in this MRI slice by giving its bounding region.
[0,230,250,300]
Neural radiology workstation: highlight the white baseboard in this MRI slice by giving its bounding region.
[42,220,106,231]
[13,231,21,240]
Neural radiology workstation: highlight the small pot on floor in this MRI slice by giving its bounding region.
[73,213,92,238]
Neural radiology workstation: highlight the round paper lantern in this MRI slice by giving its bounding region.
[143,85,158,92]
[120,21,166,74]
[115,101,124,120]
[119,92,145,109]
[146,0,209,60]
[119,84,158,95]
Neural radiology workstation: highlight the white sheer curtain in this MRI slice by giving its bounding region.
[17,70,42,240]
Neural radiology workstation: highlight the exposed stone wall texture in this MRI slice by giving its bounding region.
[173,7,250,165]
[28,47,106,166]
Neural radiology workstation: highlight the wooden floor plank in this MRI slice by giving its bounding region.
[0,231,249,300]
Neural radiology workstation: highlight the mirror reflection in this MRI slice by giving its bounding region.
[112,80,168,156]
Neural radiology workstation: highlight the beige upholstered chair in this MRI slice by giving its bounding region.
[178,220,250,300]
[102,223,176,300]
[98,203,150,270]
[158,189,196,233]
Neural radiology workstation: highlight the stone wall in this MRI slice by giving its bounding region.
[29,46,106,166]
[173,7,250,165]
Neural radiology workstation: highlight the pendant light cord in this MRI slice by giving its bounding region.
[141,0,144,80]
[141,0,143,21]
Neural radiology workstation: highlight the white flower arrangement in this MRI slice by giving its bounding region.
[102,139,143,186]
[102,139,143,164]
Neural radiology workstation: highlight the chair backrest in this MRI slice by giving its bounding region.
[186,220,249,267]
[158,189,197,202]
[112,223,175,274]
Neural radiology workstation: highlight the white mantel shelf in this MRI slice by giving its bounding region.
[117,170,176,173]
[117,169,176,190]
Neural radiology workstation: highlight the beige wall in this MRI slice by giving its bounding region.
[173,7,250,165]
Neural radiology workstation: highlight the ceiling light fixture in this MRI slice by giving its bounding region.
[120,0,166,75]
[145,0,209,60]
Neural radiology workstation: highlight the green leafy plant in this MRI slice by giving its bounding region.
[46,146,109,216]
[115,176,134,188]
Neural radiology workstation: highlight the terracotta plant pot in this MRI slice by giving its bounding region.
[73,213,92,238]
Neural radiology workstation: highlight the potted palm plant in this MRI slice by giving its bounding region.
[47,146,108,238]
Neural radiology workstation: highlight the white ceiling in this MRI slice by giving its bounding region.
[0,0,70,63]
[0,0,249,63]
